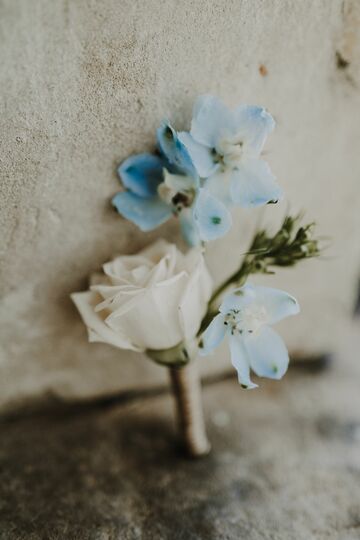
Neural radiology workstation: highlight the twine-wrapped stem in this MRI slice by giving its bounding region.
[170,361,210,458]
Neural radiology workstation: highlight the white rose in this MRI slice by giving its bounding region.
[71,240,212,353]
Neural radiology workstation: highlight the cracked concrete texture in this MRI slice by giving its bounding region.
[0,322,359,539]
[1,0,360,410]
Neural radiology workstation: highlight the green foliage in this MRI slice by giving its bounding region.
[198,214,321,335]
[244,215,320,271]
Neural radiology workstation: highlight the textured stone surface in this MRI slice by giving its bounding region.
[1,0,360,410]
[0,322,359,539]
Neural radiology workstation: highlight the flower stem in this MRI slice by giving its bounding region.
[198,214,322,337]
[209,264,250,310]
[169,361,211,458]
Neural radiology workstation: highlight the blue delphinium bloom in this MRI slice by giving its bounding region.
[112,153,173,231]
[200,284,299,388]
[112,121,231,245]
[178,95,283,208]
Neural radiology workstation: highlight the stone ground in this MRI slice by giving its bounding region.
[0,322,359,540]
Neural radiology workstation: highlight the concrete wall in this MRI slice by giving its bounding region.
[1,0,359,411]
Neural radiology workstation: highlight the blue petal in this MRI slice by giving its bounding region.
[112,191,172,232]
[157,122,198,180]
[230,159,283,208]
[233,105,275,155]
[199,313,226,355]
[191,95,233,148]
[219,284,257,315]
[229,335,258,389]
[179,209,201,247]
[117,154,164,198]
[253,286,300,325]
[245,326,289,380]
[177,131,218,178]
[193,189,232,242]
[203,170,233,206]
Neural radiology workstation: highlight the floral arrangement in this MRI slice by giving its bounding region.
[72,95,320,457]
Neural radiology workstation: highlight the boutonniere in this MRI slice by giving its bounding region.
[72,95,321,457]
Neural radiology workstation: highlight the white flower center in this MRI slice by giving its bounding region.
[224,305,267,336]
[158,182,177,205]
[158,182,195,213]
[216,134,245,168]
[158,170,196,213]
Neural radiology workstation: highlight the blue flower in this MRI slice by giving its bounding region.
[112,153,173,232]
[178,95,283,208]
[192,188,232,242]
[156,122,198,179]
[112,120,232,244]
[200,284,299,388]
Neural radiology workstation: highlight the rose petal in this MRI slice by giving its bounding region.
[178,254,212,340]
[71,291,142,351]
